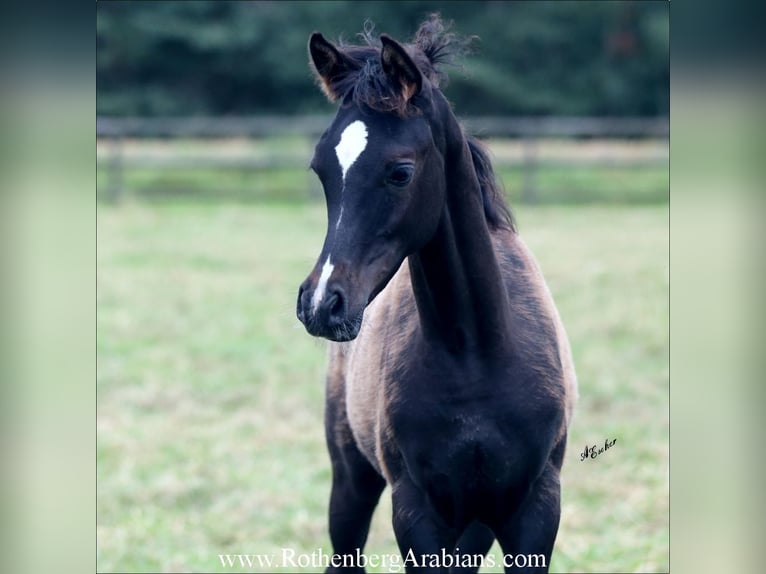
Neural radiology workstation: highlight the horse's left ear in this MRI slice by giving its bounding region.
[380,34,423,101]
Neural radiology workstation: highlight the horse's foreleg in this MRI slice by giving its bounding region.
[325,404,385,572]
[391,479,456,573]
[493,465,561,574]
[326,460,385,573]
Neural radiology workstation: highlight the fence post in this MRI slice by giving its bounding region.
[107,135,124,204]
[521,136,538,204]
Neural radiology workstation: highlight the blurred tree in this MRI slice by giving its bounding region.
[97,0,668,117]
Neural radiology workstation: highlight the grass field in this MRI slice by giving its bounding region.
[97,200,668,572]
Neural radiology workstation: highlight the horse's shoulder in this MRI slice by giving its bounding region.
[491,229,578,425]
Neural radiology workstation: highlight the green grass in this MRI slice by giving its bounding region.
[97,201,668,572]
[498,165,668,204]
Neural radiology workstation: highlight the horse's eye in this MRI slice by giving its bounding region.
[386,163,415,188]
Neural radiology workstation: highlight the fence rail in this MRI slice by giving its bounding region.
[97,115,668,203]
[97,115,669,139]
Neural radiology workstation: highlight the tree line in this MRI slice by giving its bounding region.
[97,1,669,118]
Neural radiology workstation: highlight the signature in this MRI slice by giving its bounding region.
[580,438,617,461]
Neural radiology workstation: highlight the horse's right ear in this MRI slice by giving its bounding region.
[309,32,355,102]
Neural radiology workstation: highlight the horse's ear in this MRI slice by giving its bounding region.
[380,34,422,101]
[309,32,355,102]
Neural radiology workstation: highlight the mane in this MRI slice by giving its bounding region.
[327,14,515,232]
[466,137,516,232]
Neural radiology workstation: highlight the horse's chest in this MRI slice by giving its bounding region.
[345,365,507,482]
[392,395,518,474]
[389,398,540,525]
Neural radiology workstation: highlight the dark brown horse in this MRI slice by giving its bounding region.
[296,16,577,573]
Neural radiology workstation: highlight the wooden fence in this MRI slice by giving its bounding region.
[97,115,668,203]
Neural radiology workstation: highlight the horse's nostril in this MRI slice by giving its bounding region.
[326,288,346,324]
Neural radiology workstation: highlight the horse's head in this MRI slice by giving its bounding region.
[297,25,452,341]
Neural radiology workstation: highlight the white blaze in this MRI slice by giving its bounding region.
[334,120,368,229]
[311,257,335,313]
[335,120,368,180]
[312,121,366,313]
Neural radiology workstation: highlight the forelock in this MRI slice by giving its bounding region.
[325,15,473,118]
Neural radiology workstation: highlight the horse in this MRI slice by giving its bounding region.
[295,16,577,573]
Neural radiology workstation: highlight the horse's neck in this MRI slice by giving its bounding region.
[408,116,511,356]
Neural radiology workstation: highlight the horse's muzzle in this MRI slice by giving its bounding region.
[296,280,362,342]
